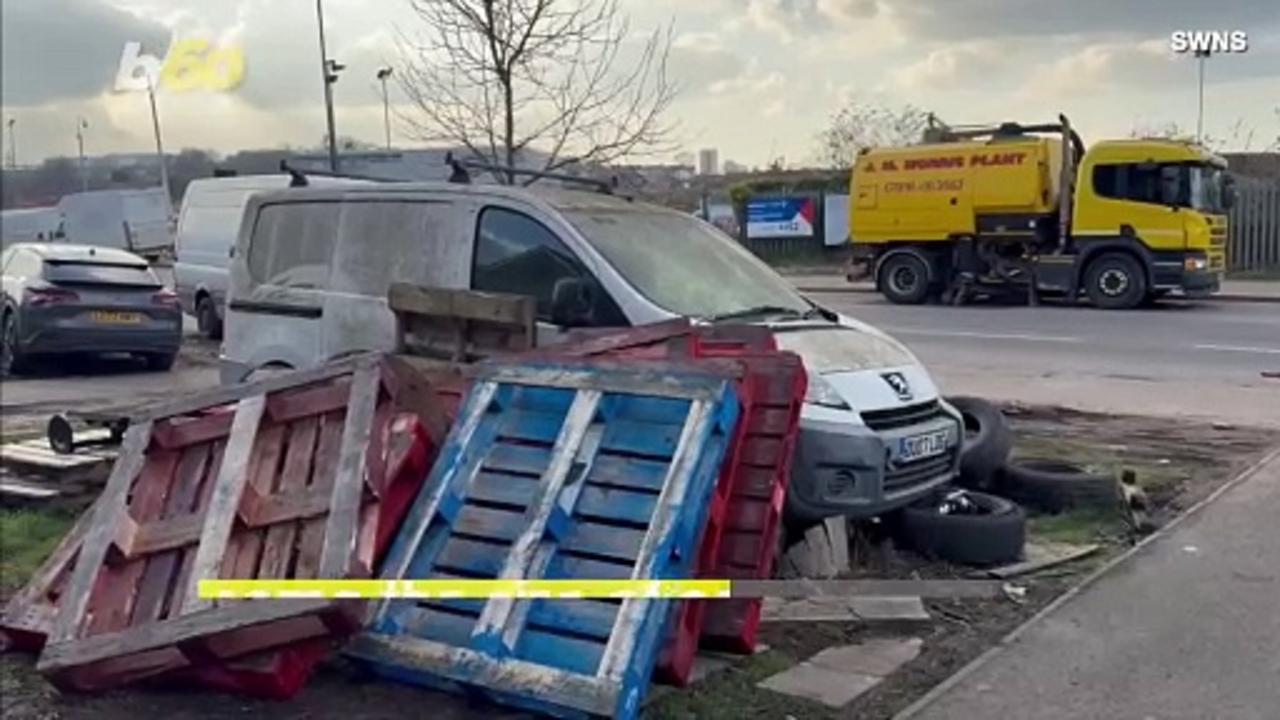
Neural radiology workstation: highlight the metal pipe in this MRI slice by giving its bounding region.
[76,117,88,191]
[146,77,172,210]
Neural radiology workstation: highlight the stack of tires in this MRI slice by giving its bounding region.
[894,396,1116,566]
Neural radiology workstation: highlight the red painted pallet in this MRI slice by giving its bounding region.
[524,323,807,683]
[34,354,432,693]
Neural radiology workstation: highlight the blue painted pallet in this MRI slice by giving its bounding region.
[347,360,739,719]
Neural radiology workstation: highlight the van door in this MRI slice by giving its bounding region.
[321,199,467,361]
[469,205,626,347]
[226,201,339,373]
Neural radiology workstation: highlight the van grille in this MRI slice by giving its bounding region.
[884,453,955,493]
[861,400,945,432]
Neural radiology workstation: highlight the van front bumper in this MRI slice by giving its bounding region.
[784,406,962,524]
[219,356,254,386]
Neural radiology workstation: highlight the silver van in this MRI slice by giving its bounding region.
[174,175,370,338]
[221,183,962,522]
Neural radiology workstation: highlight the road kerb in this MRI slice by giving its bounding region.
[892,442,1280,720]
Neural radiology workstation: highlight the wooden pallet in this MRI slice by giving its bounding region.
[389,283,535,362]
[34,354,429,692]
[519,323,808,679]
[346,359,739,719]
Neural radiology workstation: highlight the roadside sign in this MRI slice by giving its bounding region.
[746,197,816,239]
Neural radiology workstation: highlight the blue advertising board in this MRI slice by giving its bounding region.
[745,197,817,239]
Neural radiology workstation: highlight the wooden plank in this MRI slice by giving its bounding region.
[295,414,347,579]
[38,598,339,673]
[264,380,353,424]
[150,412,235,451]
[258,417,320,579]
[0,495,100,637]
[388,283,535,328]
[473,390,604,650]
[346,634,617,718]
[180,395,266,614]
[979,542,1101,580]
[129,443,214,624]
[168,441,225,616]
[318,360,382,578]
[471,363,728,402]
[599,398,715,681]
[730,579,1006,599]
[133,355,376,423]
[49,420,154,644]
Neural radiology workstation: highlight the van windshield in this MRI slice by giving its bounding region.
[562,208,812,320]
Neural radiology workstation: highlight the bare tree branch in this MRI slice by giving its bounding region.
[815,101,932,169]
[394,0,677,183]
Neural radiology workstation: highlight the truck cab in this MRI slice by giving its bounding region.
[1072,140,1229,302]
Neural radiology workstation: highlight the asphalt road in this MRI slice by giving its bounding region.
[818,294,1280,429]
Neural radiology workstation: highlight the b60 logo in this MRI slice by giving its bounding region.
[114,39,246,93]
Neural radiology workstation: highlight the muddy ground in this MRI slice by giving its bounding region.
[1,405,1276,720]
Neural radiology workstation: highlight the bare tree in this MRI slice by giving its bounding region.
[396,0,676,183]
[816,102,931,169]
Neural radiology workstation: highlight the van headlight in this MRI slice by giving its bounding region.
[805,374,851,410]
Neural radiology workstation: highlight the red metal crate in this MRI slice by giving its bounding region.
[34,355,432,693]
[521,323,807,684]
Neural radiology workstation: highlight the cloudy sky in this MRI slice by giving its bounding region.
[2,0,1277,167]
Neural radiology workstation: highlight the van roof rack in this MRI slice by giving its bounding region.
[278,160,400,187]
[444,152,619,195]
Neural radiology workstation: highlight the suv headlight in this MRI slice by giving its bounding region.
[804,374,851,410]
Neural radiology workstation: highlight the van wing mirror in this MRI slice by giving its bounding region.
[550,277,599,328]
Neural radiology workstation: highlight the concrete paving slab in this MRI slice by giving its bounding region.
[758,664,882,708]
[808,637,923,677]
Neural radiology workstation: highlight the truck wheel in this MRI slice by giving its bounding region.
[879,253,932,305]
[1084,253,1147,310]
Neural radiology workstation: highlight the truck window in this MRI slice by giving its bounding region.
[1094,163,1186,207]
[247,203,341,289]
[472,207,623,324]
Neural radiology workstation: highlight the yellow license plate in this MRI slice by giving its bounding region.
[90,311,143,325]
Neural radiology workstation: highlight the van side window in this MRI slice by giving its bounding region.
[247,203,341,288]
[473,207,624,324]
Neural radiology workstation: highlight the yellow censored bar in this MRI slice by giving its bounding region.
[200,579,732,600]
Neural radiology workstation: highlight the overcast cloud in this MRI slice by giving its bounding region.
[1,0,1277,165]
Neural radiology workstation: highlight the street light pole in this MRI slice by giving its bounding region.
[377,67,393,151]
[1195,49,1210,144]
[76,117,89,191]
[316,0,340,172]
[146,75,173,209]
[5,118,15,169]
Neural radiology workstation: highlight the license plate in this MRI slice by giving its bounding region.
[897,429,952,463]
[89,311,143,325]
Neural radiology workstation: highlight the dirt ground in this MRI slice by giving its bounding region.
[1,405,1276,720]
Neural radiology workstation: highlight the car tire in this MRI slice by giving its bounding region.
[898,491,1026,566]
[1,311,31,377]
[196,296,223,341]
[1085,253,1147,310]
[947,396,1013,491]
[878,253,932,305]
[144,352,177,372]
[1000,458,1118,513]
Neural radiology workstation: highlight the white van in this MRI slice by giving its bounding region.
[174,175,371,338]
[221,182,963,522]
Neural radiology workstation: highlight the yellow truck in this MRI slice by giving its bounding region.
[849,115,1234,309]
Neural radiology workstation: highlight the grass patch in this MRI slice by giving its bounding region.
[1027,508,1126,546]
[0,508,76,595]
[646,650,828,720]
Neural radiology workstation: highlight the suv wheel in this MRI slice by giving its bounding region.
[1,312,30,377]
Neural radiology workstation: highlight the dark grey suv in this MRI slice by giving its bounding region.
[0,243,182,376]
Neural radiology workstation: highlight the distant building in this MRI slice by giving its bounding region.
[723,159,748,174]
[698,148,719,176]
